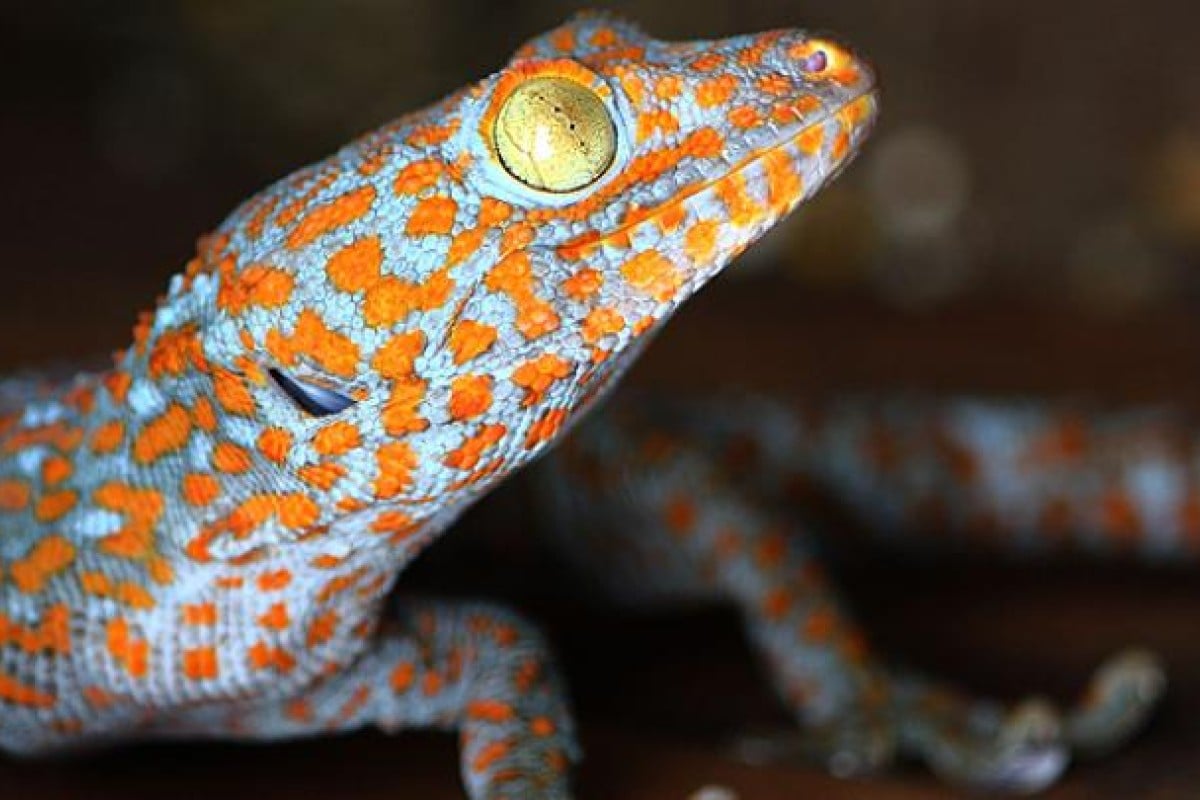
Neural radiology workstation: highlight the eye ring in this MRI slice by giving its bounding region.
[492,76,617,193]
[268,368,356,417]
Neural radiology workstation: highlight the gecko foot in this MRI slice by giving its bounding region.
[1065,648,1166,758]
[914,698,1068,794]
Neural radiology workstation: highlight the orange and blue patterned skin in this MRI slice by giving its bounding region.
[540,393,1172,792]
[0,13,878,799]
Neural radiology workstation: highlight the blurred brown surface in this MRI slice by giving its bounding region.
[3,1,1200,798]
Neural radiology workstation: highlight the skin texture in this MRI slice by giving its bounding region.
[0,13,877,799]
[537,393,1170,792]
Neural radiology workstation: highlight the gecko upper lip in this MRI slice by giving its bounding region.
[585,86,879,246]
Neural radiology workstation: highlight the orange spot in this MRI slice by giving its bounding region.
[0,671,55,709]
[213,370,257,417]
[763,148,803,213]
[133,403,191,464]
[372,331,426,380]
[715,171,762,227]
[298,462,346,490]
[478,197,512,227]
[248,641,296,674]
[407,118,460,147]
[147,326,207,378]
[726,103,759,128]
[448,320,497,364]
[467,699,515,723]
[512,354,573,406]
[258,602,290,630]
[1102,489,1141,544]
[382,379,429,436]
[90,419,125,454]
[832,130,850,161]
[257,569,293,592]
[485,251,560,340]
[287,185,376,249]
[370,509,417,539]
[444,424,506,471]
[804,609,837,642]
[531,716,556,737]
[390,662,415,693]
[0,604,71,655]
[94,482,165,560]
[105,618,148,678]
[524,408,568,450]
[696,75,737,108]
[183,646,219,680]
[550,26,575,52]
[500,221,536,252]
[684,219,719,263]
[0,479,29,512]
[621,250,683,302]
[406,196,458,236]
[182,603,218,626]
[375,442,418,499]
[117,582,155,610]
[218,264,294,315]
[307,609,340,648]
[1,422,84,456]
[290,310,360,378]
[590,25,618,47]
[212,442,253,474]
[762,588,793,620]
[393,159,444,195]
[447,226,486,266]
[690,53,723,72]
[257,427,293,463]
[363,268,455,328]
[191,396,218,432]
[757,73,793,96]
[10,536,75,594]
[561,268,603,301]
[471,740,512,774]
[581,307,625,345]
[182,473,220,507]
[637,109,680,142]
[796,121,826,155]
[664,496,696,534]
[313,420,361,457]
[327,236,383,293]
[448,374,493,420]
[654,74,682,99]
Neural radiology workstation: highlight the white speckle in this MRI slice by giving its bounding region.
[690,786,739,800]
[126,378,166,417]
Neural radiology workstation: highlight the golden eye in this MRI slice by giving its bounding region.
[493,77,616,193]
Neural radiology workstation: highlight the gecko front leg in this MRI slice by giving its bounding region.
[166,599,578,800]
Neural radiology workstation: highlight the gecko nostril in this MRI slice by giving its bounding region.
[803,49,828,73]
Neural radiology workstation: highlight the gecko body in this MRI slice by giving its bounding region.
[0,13,879,798]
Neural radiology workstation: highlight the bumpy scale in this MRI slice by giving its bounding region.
[0,13,878,799]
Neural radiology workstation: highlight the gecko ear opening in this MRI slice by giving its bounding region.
[268,368,356,417]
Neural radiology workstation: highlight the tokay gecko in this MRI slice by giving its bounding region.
[0,12,1166,799]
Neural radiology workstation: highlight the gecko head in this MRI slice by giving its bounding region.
[119,14,876,561]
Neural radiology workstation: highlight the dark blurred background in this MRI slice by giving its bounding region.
[3,2,1200,798]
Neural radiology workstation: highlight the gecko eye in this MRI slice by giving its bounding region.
[493,77,616,193]
[268,368,356,417]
